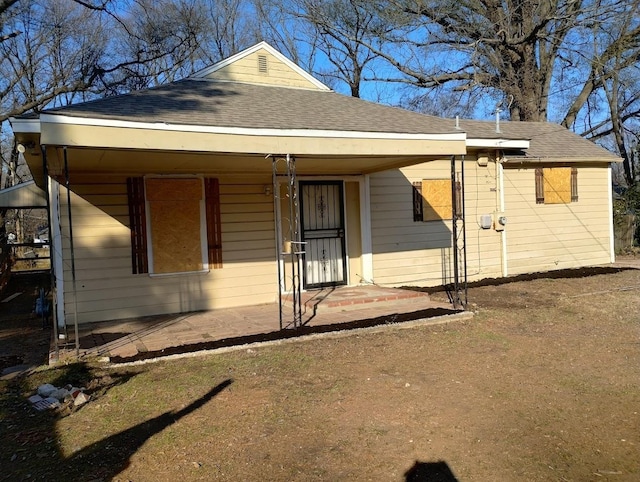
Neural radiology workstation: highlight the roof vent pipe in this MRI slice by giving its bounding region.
[495,108,502,134]
[455,115,461,130]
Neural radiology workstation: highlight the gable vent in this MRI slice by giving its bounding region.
[258,54,268,74]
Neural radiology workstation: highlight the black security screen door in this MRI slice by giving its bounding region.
[300,181,347,288]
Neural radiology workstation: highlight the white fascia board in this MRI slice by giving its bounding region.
[190,41,331,92]
[39,114,467,142]
[502,156,623,164]
[467,138,530,149]
[9,117,41,134]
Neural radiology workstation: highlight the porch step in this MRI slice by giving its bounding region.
[281,286,431,314]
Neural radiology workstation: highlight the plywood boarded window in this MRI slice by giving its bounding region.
[421,179,454,221]
[146,178,204,274]
[127,177,148,274]
[535,167,578,204]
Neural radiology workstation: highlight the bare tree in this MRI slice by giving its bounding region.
[112,0,221,92]
[567,4,640,186]
[199,0,261,62]
[0,1,112,124]
[256,0,387,97]
[347,0,640,186]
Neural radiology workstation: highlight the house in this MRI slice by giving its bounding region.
[10,42,620,332]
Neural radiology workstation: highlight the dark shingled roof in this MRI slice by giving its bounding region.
[44,79,460,135]
[38,78,618,161]
[459,118,619,160]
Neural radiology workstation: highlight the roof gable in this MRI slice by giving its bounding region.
[190,42,330,91]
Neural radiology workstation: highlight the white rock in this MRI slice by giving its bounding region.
[73,392,91,407]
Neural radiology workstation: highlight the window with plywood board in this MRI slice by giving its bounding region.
[413,179,461,222]
[535,167,578,204]
[126,177,222,274]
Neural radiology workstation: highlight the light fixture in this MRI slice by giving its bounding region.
[17,142,36,154]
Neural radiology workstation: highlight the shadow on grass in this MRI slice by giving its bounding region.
[2,362,232,481]
[63,378,233,480]
[405,460,459,481]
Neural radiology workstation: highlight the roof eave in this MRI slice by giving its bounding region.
[9,117,41,134]
[33,114,467,157]
[38,113,466,143]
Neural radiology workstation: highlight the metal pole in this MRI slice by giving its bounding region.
[273,157,283,330]
[63,147,80,356]
[460,156,468,308]
[286,154,302,328]
[42,145,59,360]
[450,155,460,308]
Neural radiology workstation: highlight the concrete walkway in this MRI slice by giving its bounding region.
[56,285,466,363]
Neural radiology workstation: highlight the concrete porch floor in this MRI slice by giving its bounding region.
[58,285,466,363]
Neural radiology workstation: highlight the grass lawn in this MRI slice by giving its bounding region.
[1,269,639,481]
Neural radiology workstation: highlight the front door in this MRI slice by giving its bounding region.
[300,181,347,288]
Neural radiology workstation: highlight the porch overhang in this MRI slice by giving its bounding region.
[36,114,466,157]
[12,114,469,178]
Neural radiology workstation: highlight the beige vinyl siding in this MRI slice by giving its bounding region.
[345,181,362,284]
[204,49,320,90]
[370,159,503,287]
[57,171,277,324]
[503,163,612,274]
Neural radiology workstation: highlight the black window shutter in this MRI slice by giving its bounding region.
[412,181,423,222]
[535,168,545,204]
[571,167,578,202]
[127,177,148,274]
[205,178,223,269]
